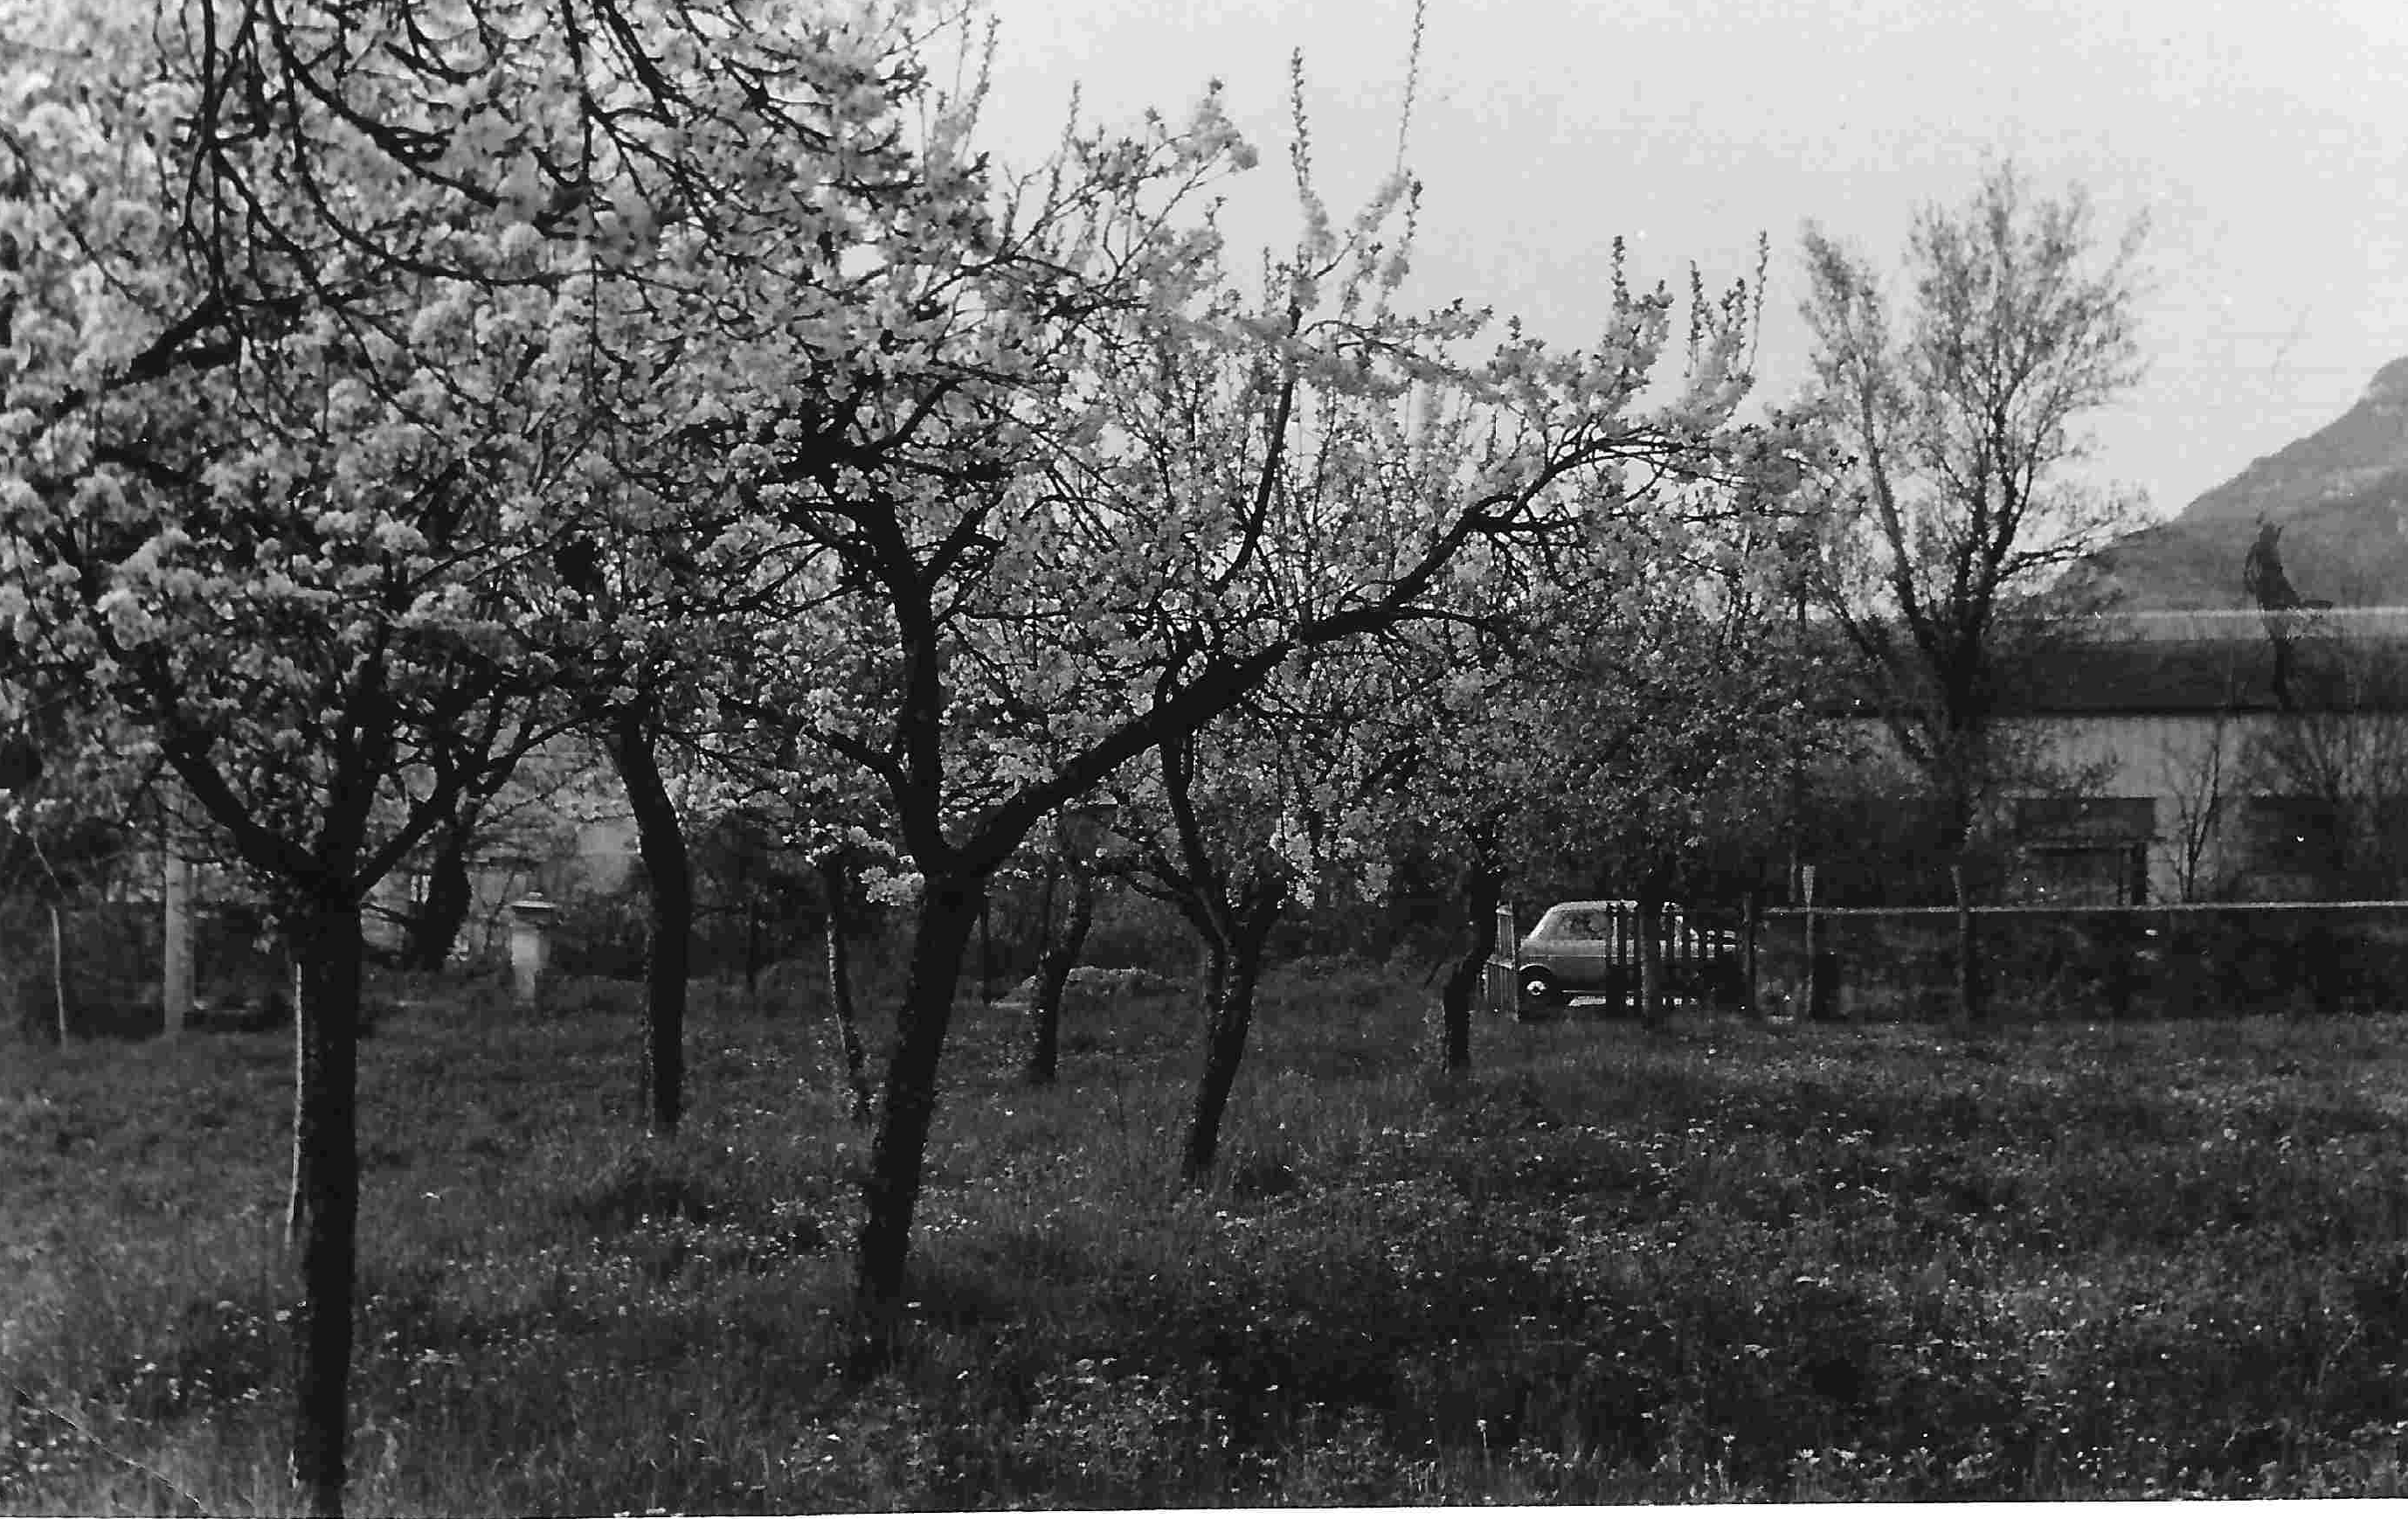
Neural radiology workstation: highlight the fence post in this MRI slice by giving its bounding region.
[1673,905,1690,1002]
[1952,862,1983,1023]
[2162,902,2177,1018]
[1491,904,1516,1016]
[1479,905,1507,1016]
[1802,864,1823,1021]
[1743,890,1760,1018]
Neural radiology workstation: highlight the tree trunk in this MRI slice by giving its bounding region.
[1180,889,1281,1187]
[1023,862,1098,1086]
[400,822,474,974]
[818,856,873,1126]
[977,895,995,1003]
[857,875,984,1305]
[1803,891,1830,1021]
[605,711,689,1136]
[1435,861,1503,1073]
[1637,897,1667,1030]
[1200,937,1228,1029]
[283,902,364,1518]
[744,895,765,1016]
[1935,739,1981,861]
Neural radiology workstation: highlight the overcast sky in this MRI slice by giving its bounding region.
[974,0,2408,521]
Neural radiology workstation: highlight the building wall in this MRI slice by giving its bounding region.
[2004,712,2269,902]
[1837,709,2396,902]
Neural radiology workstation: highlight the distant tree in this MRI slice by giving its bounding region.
[1374,436,1806,1039]
[1115,651,1391,1185]
[2241,621,2408,897]
[1364,640,1525,1073]
[1020,800,1118,1088]
[388,693,563,973]
[1518,558,1811,1025]
[1799,162,2148,850]
[2158,709,2238,903]
[527,510,802,1134]
[683,713,899,1123]
[683,808,816,1009]
[592,690,699,1131]
[2243,521,2336,711]
[0,686,170,1041]
[1118,723,1291,1185]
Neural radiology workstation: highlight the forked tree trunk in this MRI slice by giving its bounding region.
[605,711,689,1136]
[1435,861,1504,1073]
[401,822,474,974]
[818,855,873,1125]
[283,901,365,1518]
[1637,897,1667,1030]
[1180,887,1282,1186]
[1023,864,1098,1086]
[857,875,984,1305]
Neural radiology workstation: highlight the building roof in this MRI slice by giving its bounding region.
[1814,609,2408,718]
[2052,607,2408,642]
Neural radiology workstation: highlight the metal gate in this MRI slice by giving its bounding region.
[1486,898,1751,1014]
[1480,904,1518,1015]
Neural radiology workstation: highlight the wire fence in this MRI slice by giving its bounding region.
[1756,900,2408,1021]
[22,882,2401,1038]
[3,898,284,1041]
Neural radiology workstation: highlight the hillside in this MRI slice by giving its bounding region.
[2086,358,2408,609]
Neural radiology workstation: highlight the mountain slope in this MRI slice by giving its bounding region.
[2087,359,2408,609]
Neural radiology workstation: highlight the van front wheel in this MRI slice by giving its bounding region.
[1518,968,1560,1013]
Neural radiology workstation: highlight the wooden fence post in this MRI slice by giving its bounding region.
[1952,862,1982,1023]
[1743,890,1760,1018]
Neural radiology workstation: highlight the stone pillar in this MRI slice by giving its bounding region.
[508,896,558,1008]
[163,848,194,1036]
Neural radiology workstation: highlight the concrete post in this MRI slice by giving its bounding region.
[508,896,558,1007]
[163,847,194,1036]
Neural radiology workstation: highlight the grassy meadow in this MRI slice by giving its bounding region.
[6,959,2408,1511]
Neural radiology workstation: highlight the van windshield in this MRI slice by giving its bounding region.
[1536,904,1692,940]
[1541,908,1617,940]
